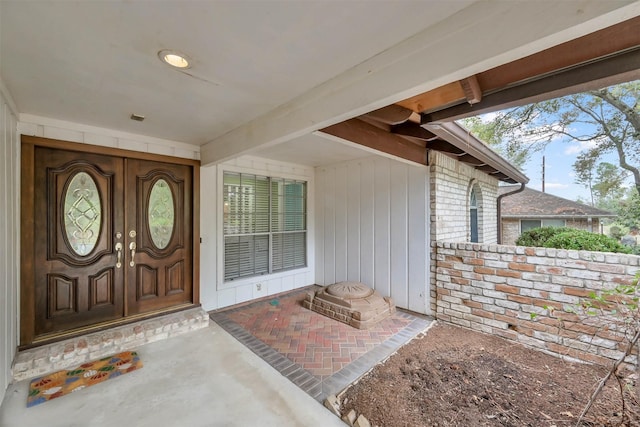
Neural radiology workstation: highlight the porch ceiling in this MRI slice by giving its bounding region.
[1,1,639,169]
[0,0,472,144]
[312,15,640,183]
[252,132,372,168]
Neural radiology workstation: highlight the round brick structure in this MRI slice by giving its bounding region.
[303,282,395,329]
[326,281,374,299]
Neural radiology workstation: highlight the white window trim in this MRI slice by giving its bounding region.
[467,181,483,243]
[216,164,314,290]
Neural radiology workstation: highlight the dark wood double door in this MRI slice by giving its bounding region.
[22,138,198,345]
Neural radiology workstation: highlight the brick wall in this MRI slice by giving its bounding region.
[566,218,602,234]
[430,151,499,243]
[433,241,640,366]
[428,151,500,315]
[501,219,520,245]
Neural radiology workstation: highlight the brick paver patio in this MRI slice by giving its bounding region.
[210,286,432,401]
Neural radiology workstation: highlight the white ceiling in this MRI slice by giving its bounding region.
[253,132,374,167]
[1,1,638,167]
[0,0,471,145]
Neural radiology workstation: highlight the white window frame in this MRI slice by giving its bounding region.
[217,165,312,289]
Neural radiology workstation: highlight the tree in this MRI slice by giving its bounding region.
[592,162,628,204]
[615,190,640,230]
[462,81,640,198]
[572,159,628,208]
[461,114,547,170]
[573,152,598,206]
[590,83,640,197]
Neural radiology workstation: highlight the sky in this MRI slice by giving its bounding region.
[471,112,632,204]
[521,140,618,203]
[522,133,636,204]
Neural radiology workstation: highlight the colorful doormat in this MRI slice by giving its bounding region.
[27,351,142,407]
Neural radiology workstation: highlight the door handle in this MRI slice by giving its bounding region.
[129,241,137,267]
[115,242,123,268]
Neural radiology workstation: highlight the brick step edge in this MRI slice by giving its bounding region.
[12,308,210,382]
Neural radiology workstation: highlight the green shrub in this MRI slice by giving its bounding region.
[515,226,572,247]
[542,229,631,253]
[517,226,631,253]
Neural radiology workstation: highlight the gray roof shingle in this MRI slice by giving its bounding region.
[499,186,616,218]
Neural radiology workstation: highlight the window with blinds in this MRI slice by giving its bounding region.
[223,172,307,281]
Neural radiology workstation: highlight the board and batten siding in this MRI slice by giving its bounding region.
[199,155,316,311]
[315,157,430,314]
[1,88,19,402]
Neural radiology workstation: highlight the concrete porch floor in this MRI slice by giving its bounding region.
[0,323,345,427]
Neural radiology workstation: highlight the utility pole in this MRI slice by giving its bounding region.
[542,156,545,193]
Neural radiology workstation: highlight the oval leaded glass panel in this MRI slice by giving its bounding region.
[148,178,175,249]
[64,172,102,256]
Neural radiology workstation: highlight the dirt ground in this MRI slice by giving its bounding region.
[341,323,639,427]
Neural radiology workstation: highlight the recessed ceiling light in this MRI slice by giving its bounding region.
[158,50,191,69]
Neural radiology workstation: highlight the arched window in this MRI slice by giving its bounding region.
[470,187,479,243]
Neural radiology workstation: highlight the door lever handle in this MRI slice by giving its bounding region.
[115,242,123,268]
[129,241,137,267]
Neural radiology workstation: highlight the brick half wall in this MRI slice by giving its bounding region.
[433,241,640,366]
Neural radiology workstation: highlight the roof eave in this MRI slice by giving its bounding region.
[423,121,529,184]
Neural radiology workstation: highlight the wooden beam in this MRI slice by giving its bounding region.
[477,15,640,91]
[397,16,640,115]
[477,164,501,173]
[396,81,465,114]
[391,122,438,141]
[364,105,415,125]
[320,118,427,165]
[423,47,640,123]
[425,140,466,155]
[460,75,482,104]
[493,172,514,183]
[408,112,422,123]
[458,154,486,166]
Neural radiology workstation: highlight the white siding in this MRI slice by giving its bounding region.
[199,156,316,311]
[315,157,430,314]
[18,114,200,160]
[407,164,428,313]
[0,90,18,402]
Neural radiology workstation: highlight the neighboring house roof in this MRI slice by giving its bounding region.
[499,186,617,218]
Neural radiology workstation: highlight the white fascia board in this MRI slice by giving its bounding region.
[201,1,640,166]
